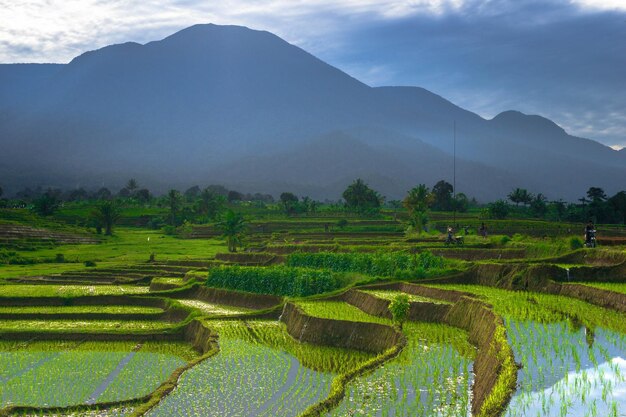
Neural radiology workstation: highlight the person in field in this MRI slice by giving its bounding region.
[479,222,487,238]
[584,220,595,246]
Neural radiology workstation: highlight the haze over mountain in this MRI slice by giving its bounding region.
[1,24,624,201]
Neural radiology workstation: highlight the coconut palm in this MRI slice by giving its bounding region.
[216,210,247,252]
[90,201,121,235]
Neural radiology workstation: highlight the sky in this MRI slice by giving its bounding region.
[1,0,625,149]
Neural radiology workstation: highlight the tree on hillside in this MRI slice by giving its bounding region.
[343,179,382,215]
[167,189,182,226]
[609,191,626,224]
[280,192,300,216]
[93,187,112,200]
[216,210,247,252]
[530,193,548,218]
[184,185,201,201]
[31,189,61,216]
[452,193,469,213]
[586,187,607,202]
[432,180,454,211]
[196,188,224,221]
[403,185,433,234]
[488,200,510,219]
[126,179,138,194]
[508,188,533,207]
[227,190,243,203]
[90,201,121,235]
[135,188,152,204]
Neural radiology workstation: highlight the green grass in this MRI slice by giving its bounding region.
[0,320,174,332]
[0,228,224,270]
[295,301,391,325]
[578,282,626,294]
[0,306,163,314]
[0,285,150,297]
[176,300,252,316]
[359,289,451,304]
[427,284,626,335]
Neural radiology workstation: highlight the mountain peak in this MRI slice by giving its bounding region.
[491,110,566,136]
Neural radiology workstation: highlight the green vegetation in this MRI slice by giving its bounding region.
[286,251,447,279]
[361,289,450,304]
[296,301,390,325]
[0,285,150,297]
[328,322,474,417]
[0,305,162,314]
[388,293,410,328]
[2,184,626,416]
[0,341,191,408]
[206,265,343,297]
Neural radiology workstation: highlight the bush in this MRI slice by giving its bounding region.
[286,251,445,278]
[206,265,341,297]
[55,253,65,263]
[570,237,584,250]
[389,294,410,329]
[84,260,97,267]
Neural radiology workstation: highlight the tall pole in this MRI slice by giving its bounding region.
[453,121,457,228]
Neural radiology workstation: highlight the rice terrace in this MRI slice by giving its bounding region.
[0,187,625,417]
[2,2,626,416]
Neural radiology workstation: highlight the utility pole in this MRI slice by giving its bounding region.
[453,121,457,228]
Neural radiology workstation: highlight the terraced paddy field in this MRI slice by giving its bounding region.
[426,285,626,417]
[2,210,626,416]
[0,341,194,408]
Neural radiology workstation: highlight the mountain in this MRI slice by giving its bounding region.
[0,23,624,200]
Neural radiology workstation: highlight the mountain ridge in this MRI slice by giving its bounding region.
[0,23,623,200]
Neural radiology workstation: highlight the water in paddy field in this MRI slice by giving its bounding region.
[327,331,473,417]
[146,337,335,417]
[0,346,185,407]
[505,319,626,417]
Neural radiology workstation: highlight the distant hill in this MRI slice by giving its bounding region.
[0,24,623,200]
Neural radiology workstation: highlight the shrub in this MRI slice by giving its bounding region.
[570,237,584,250]
[55,253,65,263]
[84,260,97,267]
[206,266,342,297]
[389,294,410,329]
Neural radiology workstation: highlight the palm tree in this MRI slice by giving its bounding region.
[403,185,433,234]
[216,210,247,252]
[167,189,182,225]
[90,201,121,235]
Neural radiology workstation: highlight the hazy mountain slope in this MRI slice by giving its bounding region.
[0,23,623,200]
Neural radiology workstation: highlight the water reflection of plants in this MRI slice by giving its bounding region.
[429,285,626,417]
[327,322,474,417]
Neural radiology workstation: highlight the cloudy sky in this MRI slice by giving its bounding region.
[1,0,625,148]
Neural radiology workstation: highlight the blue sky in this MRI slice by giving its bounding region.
[1,0,624,148]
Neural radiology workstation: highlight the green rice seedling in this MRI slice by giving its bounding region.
[0,320,173,332]
[0,285,150,298]
[359,289,451,304]
[146,334,335,416]
[427,285,626,417]
[175,299,251,316]
[295,301,391,325]
[327,322,474,417]
[0,306,163,315]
